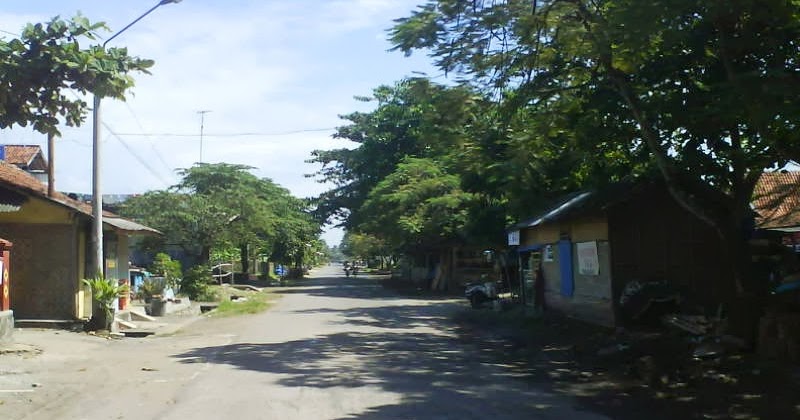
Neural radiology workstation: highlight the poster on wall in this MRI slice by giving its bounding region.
[543,245,554,262]
[576,241,599,275]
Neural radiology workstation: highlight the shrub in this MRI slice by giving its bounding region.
[83,274,129,331]
[138,277,166,302]
[150,253,182,291]
[180,265,212,300]
[195,286,221,302]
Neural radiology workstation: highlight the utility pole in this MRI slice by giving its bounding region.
[197,110,211,163]
[92,0,182,276]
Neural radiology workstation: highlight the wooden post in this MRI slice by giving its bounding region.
[0,239,13,311]
[47,133,55,197]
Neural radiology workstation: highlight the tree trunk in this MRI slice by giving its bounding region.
[240,244,249,274]
[200,246,210,266]
[718,223,764,344]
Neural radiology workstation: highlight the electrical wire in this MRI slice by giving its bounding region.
[123,102,174,175]
[102,122,172,188]
[112,127,337,138]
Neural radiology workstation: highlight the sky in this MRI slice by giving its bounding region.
[0,0,441,246]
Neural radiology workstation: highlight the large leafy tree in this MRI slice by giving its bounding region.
[340,232,392,268]
[359,157,477,250]
[121,163,319,271]
[391,0,800,296]
[0,15,153,136]
[309,77,483,229]
[120,190,233,266]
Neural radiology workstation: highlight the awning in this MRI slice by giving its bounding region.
[0,187,27,212]
[103,217,162,236]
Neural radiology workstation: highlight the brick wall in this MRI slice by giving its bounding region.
[0,224,77,319]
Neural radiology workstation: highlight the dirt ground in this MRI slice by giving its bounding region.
[449,306,800,419]
[382,278,800,420]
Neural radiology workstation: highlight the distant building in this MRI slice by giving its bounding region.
[0,144,48,185]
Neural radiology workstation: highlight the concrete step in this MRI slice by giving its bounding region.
[115,319,138,330]
[14,319,85,330]
[129,311,156,322]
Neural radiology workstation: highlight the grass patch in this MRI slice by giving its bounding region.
[208,286,279,317]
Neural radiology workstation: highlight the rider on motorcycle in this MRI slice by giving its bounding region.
[343,261,352,277]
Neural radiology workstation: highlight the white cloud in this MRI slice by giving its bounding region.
[0,0,437,245]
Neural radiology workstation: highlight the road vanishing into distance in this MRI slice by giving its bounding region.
[1,265,608,419]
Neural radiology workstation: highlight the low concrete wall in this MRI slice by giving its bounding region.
[147,298,192,317]
[0,310,13,342]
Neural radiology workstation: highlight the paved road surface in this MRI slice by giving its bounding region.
[1,265,608,419]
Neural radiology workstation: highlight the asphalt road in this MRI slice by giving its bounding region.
[1,265,609,419]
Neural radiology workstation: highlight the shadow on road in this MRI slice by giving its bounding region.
[288,303,458,331]
[173,330,579,419]
[174,273,800,419]
[171,274,600,419]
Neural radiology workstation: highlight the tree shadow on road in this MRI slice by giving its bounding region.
[289,303,462,331]
[172,328,595,419]
[176,272,800,419]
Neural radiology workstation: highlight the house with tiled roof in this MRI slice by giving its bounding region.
[0,160,159,335]
[753,171,800,232]
[753,170,800,255]
[0,144,48,184]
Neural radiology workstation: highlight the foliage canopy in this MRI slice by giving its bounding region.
[0,15,154,136]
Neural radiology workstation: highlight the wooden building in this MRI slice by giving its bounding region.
[508,179,732,327]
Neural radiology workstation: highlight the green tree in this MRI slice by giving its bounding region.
[391,0,800,300]
[359,157,477,250]
[309,78,484,229]
[0,15,153,136]
[150,252,182,291]
[121,163,320,274]
[120,190,231,266]
[340,232,392,268]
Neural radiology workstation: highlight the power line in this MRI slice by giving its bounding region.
[112,127,337,138]
[102,122,172,188]
[123,102,174,175]
[64,88,172,187]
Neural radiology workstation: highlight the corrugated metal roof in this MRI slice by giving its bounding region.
[753,171,800,230]
[509,177,651,231]
[510,191,593,230]
[103,217,161,235]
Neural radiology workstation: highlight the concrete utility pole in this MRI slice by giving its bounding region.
[197,110,212,163]
[92,0,182,275]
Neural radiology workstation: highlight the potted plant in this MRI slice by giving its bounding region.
[83,274,129,331]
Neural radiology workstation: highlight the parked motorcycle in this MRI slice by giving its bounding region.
[465,281,498,308]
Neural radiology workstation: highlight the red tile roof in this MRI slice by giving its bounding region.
[0,161,159,234]
[753,171,800,230]
[3,145,43,166]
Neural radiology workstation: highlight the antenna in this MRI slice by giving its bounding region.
[197,110,212,163]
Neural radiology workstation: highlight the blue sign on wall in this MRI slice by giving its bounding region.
[275,265,286,276]
[559,240,574,297]
[0,146,5,161]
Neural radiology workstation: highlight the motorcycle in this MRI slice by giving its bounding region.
[465,280,498,308]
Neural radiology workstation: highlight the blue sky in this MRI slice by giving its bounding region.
[0,0,441,245]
